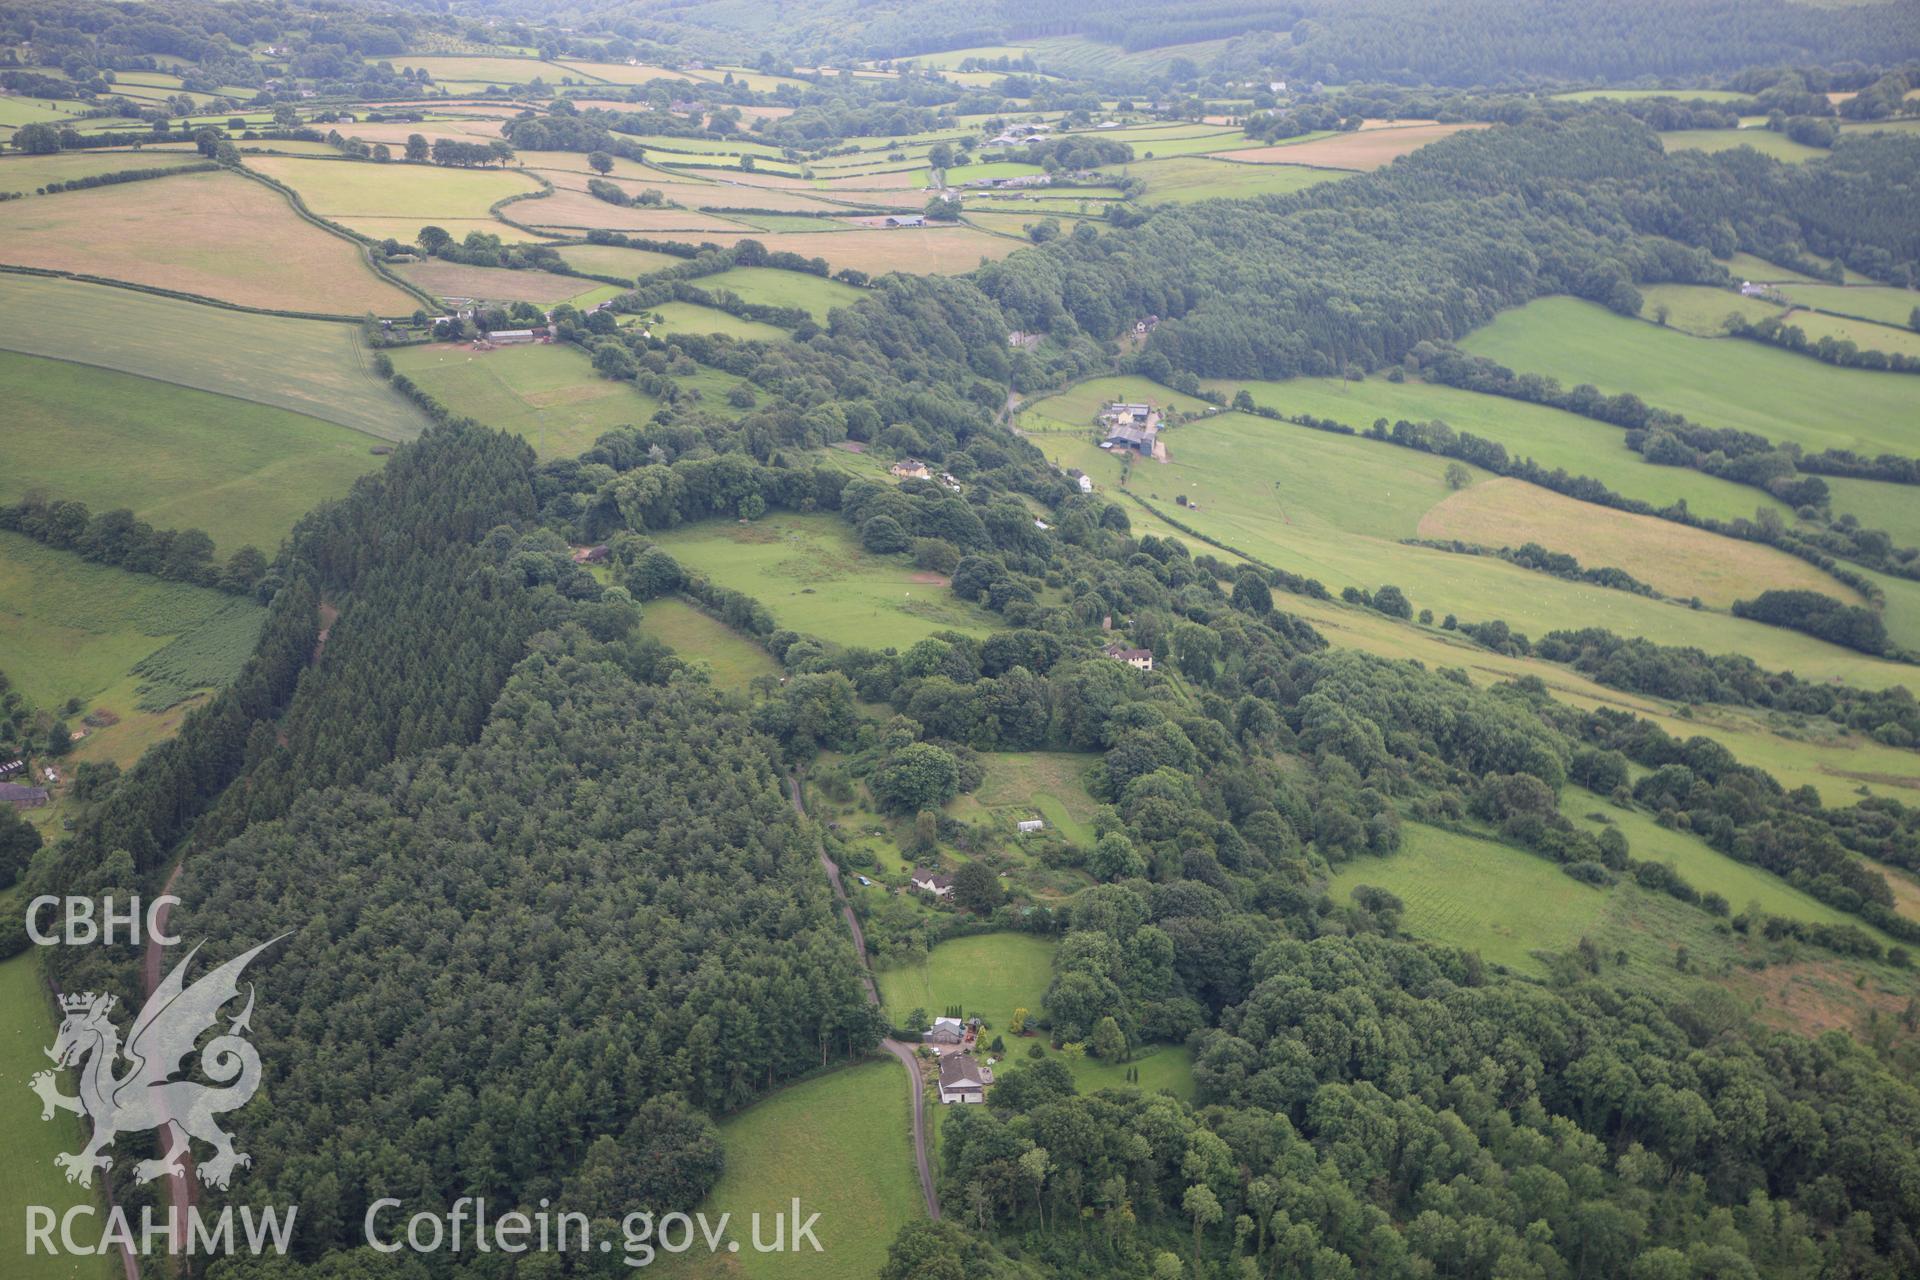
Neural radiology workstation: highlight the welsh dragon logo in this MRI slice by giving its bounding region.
[30,938,283,1191]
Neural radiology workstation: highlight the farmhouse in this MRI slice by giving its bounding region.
[1104,642,1154,672]
[1,782,50,810]
[890,458,932,480]
[1077,473,1094,493]
[910,869,954,898]
[938,1053,992,1104]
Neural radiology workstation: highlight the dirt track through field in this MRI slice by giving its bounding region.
[787,774,941,1221]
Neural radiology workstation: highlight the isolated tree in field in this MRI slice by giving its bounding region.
[1444,461,1472,489]
[588,150,613,174]
[952,860,1002,913]
[404,133,428,162]
[928,141,954,170]
[1091,1015,1126,1062]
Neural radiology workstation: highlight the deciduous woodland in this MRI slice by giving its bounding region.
[3,2,1920,1279]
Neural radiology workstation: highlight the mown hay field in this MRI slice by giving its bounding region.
[0,350,383,553]
[0,275,429,439]
[1329,824,1612,973]
[394,260,609,305]
[0,169,417,313]
[557,242,692,279]
[1779,309,1920,359]
[248,154,543,220]
[1776,283,1920,326]
[1223,122,1488,168]
[388,341,659,458]
[1417,477,1857,606]
[1102,154,1350,203]
[1459,296,1920,457]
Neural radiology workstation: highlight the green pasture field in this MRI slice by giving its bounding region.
[1458,296,1920,458]
[1213,371,1794,523]
[1018,375,1212,431]
[1061,1043,1197,1100]
[940,161,1047,184]
[0,952,107,1280]
[640,597,782,688]
[388,342,658,458]
[556,242,690,279]
[948,751,1101,845]
[0,531,256,711]
[1823,477,1920,548]
[1559,797,1884,937]
[1720,252,1823,283]
[1329,823,1612,973]
[0,96,84,132]
[1553,88,1756,103]
[695,266,867,321]
[621,133,793,160]
[1637,283,1781,335]
[1027,399,1916,691]
[672,1059,919,1280]
[1865,570,1920,657]
[1780,309,1920,359]
[649,513,1001,648]
[247,154,542,219]
[1660,129,1825,161]
[0,149,201,193]
[1776,283,1920,326]
[1100,155,1348,203]
[0,276,429,440]
[649,300,795,342]
[0,351,382,553]
[875,932,1056,1033]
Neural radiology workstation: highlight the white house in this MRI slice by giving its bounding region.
[1104,642,1154,672]
[938,1053,991,1104]
[911,869,953,898]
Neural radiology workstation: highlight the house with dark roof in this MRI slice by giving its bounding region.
[938,1053,992,1104]
[0,782,50,810]
[1103,642,1154,672]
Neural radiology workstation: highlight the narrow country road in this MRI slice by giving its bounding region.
[787,775,941,1221]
